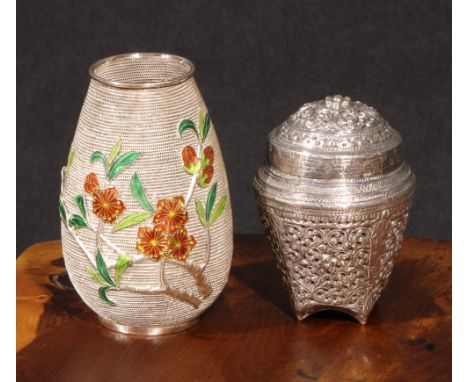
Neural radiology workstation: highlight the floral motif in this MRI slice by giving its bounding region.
[198,146,214,187]
[60,113,229,308]
[182,146,200,174]
[198,164,214,187]
[84,172,100,194]
[136,195,197,262]
[153,196,189,232]
[202,146,214,166]
[136,226,169,259]
[167,228,197,261]
[92,187,126,223]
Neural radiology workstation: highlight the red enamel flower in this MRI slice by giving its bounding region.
[153,196,189,232]
[84,172,100,194]
[136,226,168,260]
[92,187,126,223]
[167,228,196,261]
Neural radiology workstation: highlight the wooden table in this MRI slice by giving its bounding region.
[17,236,451,382]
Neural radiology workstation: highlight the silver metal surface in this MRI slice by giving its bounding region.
[99,317,199,336]
[254,95,415,324]
[89,52,195,89]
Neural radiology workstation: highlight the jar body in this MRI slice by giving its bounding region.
[254,163,414,323]
[59,58,232,334]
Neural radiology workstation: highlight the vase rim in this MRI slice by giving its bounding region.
[89,52,196,89]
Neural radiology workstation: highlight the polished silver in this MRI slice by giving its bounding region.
[89,52,195,89]
[254,95,415,324]
[99,317,199,336]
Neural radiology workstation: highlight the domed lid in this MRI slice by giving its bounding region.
[268,95,403,179]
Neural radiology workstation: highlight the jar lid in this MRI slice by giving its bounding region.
[268,95,403,179]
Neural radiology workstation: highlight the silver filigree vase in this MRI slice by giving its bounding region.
[253,95,415,324]
[59,53,233,335]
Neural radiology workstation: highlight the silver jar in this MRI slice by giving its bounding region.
[253,95,415,324]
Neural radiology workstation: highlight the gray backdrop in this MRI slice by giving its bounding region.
[17,0,451,255]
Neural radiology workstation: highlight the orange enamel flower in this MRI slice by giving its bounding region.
[202,146,214,166]
[182,146,199,173]
[84,172,100,194]
[167,228,196,261]
[92,187,126,223]
[153,196,189,232]
[198,165,214,187]
[136,226,168,260]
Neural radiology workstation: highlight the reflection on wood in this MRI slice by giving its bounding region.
[17,236,451,382]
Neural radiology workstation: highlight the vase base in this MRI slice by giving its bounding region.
[98,316,199,336]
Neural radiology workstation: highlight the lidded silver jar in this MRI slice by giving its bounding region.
[253,95,415,324]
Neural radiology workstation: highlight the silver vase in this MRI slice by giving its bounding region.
[253,95,415,324]
[59,53,233,335]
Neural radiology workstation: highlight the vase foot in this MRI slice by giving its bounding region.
[98,316,199,336]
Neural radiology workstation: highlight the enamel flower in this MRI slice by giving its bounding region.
[153,196,189,232]
[198,146,215,187]
[92,187,126,223]
[167,228,196,261]
[136,226,168,260]
[84,172,100,194]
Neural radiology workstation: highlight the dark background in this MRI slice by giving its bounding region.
[17,0,451,255]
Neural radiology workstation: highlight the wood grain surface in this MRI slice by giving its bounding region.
[17,236,451,382]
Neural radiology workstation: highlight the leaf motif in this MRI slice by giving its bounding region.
[75,194,87,221]
[208,195,228,226]
[107,151,140,180]
[68,214,88,229]
[98,286,115,306]
[90,151,107,167]
[108,138,122,165]
[87,268,108,286]
[58,200,67,222]
[112,211,153,233]
[198,111,204,139]
[201,112,211,141]
[66,147,75,172]
[195,200,206,226]
[96,249,116,287]
[130,173,154,212]
[205,182,217,221]
[115,254,133,284]
[183,161,202,175]
[178,119,199,139]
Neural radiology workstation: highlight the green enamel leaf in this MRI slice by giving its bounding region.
[91,151,107,167]
[96,249,117,287]
[66,147,75,172]
[98,286,115,306]
[178,119,199,139]
[68,214,88,229]
[87,268,108,286]
[130,173,154,212]
[115,255,133,284]
[201,112,211,141]
[58,200,67,222]
[107,151,140,180]
[112,211,153,233]
[208,195,228,226]
[108,138,122,165]
[198,111,204,138]
[205,182,217,221]
[197,171,210,188]
[75,194,87,221]
[183,161,202,175]
[195,200,206,226]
